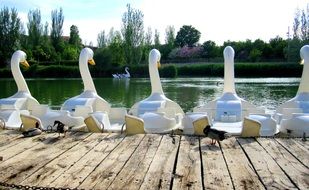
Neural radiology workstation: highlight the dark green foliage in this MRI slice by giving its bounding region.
[159,65,177,78]
[94,32,125,68]
[69,25,82,48]
[0,7,21,67]
[50,8,64,52]
[249,49,262,62]
[202,41,220,58]
[235,63,302,77]
[175,25,201,47]
[177,62,302,77]
[127,64,148,77]
[27,9,42,49]
[28,65,79,77]
[0,62,302,78]
[121,4,144,65]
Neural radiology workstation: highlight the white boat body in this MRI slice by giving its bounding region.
[128,49,184,133]
[0,51,40,129]
[186,46,275,136]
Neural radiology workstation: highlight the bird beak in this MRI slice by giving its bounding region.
[300,59,304,65]
[20,60,30,68]
[157,61,161,68]
[88,58,95,65]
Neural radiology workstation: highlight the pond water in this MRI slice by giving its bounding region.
[0,77,300,114]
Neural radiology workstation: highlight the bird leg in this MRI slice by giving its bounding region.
[210,139,215,145]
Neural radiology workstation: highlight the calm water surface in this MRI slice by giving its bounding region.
[0,78,300,114]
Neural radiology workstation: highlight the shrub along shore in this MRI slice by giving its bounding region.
[0,62,303,78]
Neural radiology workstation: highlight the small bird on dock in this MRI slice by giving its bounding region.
[203,125,231,145]
[302,132,306,142]
[22,127,42,137]
[22,122,42,137]
[53,120,69,137]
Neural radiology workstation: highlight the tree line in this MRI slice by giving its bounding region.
[0,4,309,70]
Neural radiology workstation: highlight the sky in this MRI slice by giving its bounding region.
[1,0,309,46]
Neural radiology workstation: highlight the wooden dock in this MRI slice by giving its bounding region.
[0,130,308,190]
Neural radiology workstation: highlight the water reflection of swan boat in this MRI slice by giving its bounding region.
[112,67,130,78]
[125,49,184,134]
[184,46,276,136]
[0,51,40,129]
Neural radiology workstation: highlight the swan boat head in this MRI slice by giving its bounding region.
[298,45,309,95]
[62,48,110,113]
[0,50,39,112]
[129,49,184,116]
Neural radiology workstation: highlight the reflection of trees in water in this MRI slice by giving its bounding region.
[236,84,298,113]
[0,80,17,98]
[0,78,299,112]
[29,79,83,105]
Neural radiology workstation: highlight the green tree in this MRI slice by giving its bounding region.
[175,25,201,47]
[301,9,308,40]
[154,29,160,47]
[109,31,125,67]
[39,21,55,61]
[27,9,42,49]
[107,27,115,45]
[249,48,262,62]
[94,31,125,68]
[269,36,287,59]
[165,25,175,47]
[293,9,301,39]
[201,40,219,58]
[142,27,152,64]
[121,4,144,65]
[97,30,106,48]
[50,8,64,52]
[62,46,79,60]
[0,7,21,67]
[144,27,152,46]
[69,25,82,48]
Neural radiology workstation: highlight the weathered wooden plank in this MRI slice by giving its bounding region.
[78,134,144,190]
[200,137,233,190]
[139,135,180,190]
[276,138,309,168]
[293,138,309,151]
[172,136,202,190]
[0,130,24,150]
[0,133,56,162]
[105,134,162,190]
[21,133,107,187]
[49,133,125,189]
[220,138,265,190]
[238,138,297,189]
[0,132,91,184]
[257,138,309,189]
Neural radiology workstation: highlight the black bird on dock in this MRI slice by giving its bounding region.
[53,120,68,137]
[203,125,231,145]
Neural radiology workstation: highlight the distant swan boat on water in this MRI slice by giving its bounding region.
[112,67,130,78]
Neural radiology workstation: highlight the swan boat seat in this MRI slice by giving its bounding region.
[215,94,242,122]
[273,45,309,137]
[125,49,184,134]
[183,46,275,136]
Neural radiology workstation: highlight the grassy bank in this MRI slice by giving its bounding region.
[0,62,303,78]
